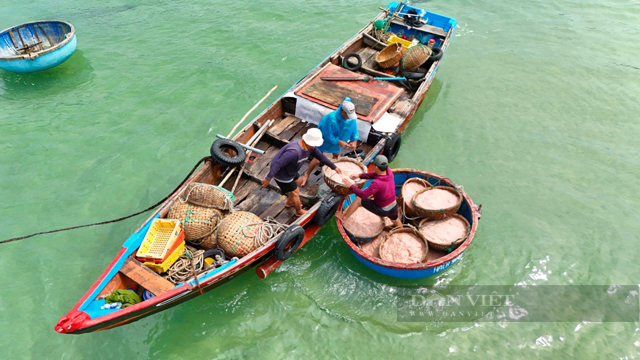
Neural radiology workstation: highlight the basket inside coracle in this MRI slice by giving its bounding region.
[342,206,384,244]
[323,157,366,195]
[179,182,234,211]
[376,42,403,69]
[418,214,470,252]
[411,185,462,220]
[398,177,432,219]
[378,226,429,264]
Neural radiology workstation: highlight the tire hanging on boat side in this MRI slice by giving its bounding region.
[383,133,402,162]
[210,139,245,167]
[275,225,305,261]
[313,193,342,226]
[343,53,362,71]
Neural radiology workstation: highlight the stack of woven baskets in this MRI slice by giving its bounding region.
[167,182,267,258]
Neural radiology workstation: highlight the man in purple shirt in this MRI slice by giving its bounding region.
[338,155,402,227]
[262,128,341,216]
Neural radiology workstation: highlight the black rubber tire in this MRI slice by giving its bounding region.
[202,248,226,261]
[210,139,245,168]
[429,47,443,62]
[383,133,402,162]
[343,53,362,72]
[275,225,305,261]
[342,148,366,160]
[313,193,342,226]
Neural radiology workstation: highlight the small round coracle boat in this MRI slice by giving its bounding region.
[397,177,431,219]
[418,214,470,252]
[412,186,462,220]
[342,206,384,244]
[323,157,367,195]
[337,169,480,279]
[376,42,403,68]
[0,20,76,73]
[378,227,429,265]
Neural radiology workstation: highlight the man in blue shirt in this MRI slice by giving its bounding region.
[301,97,359,187]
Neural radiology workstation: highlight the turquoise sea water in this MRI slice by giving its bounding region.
[1,0,639,358]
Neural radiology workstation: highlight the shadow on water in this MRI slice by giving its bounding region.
[0,49,94,99]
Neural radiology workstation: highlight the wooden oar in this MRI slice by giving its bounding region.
[226,85,278,138]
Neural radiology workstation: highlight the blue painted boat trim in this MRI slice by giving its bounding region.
[79,214,159,313]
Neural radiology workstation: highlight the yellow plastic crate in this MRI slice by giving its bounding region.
[143,241,185,273]
[387,35,418,50]
[136,219,183,261]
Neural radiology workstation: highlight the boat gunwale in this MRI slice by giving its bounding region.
[336,168,479,271]
[0,20,76,60]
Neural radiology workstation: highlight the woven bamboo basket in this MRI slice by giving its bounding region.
[418,214,470,252]
[342,208,384,245]
[400,44,432,71]
[411,186,463,220]
[179,182,234,211]
[217,211,265,257]
[376,43,404,68]
[168,202,223,244]
[323,157,367,195]
[398,178,432,219]
[200,232,218,250]
[378,226,429,264]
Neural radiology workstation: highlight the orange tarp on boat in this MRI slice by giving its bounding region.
[295,64,404,123]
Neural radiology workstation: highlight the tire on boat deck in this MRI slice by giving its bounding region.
[383,133,402,162]
[210,139,245,168]
[313,193,342,226]
[275,225,305,261]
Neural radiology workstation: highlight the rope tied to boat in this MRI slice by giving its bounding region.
[0,156,213,245]
[241,217,289,249]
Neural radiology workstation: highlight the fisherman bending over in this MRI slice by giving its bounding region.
[301,97,359,187]
[262,128,342,217]
[337,155,402,228]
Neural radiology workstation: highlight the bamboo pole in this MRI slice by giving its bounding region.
[226,85,278,138]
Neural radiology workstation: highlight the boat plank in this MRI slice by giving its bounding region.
[120,257,175,296]
[302,82,376,115]
[268,115,300,137]
[259,195,288,219]
[280,121,307,141]
[249,189,285,216]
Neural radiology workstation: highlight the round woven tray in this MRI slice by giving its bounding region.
[180,182,233,211]
[376,43,403,69]
[398,178,432,219]
[323,157,366,195]
[379,226,429,264]
[418,214,470,252]
[168,202,223,244]
[411,186,462,220]
[400,44,432,71]
[343,207,384,244]
[217,211,265,257]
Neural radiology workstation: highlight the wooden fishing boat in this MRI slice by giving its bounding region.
[55,2,455,334]
[0,20,76,73]
[337,169,481,279]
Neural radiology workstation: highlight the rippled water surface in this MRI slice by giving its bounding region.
[1,0,640,358]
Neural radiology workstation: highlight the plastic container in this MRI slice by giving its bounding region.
[142,241,186,273]
[136,219,184,262]
[427,38,436,49]
[387,35,413,50]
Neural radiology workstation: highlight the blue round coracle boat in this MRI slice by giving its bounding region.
[337,169,481,279]
[0,20,76,73]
